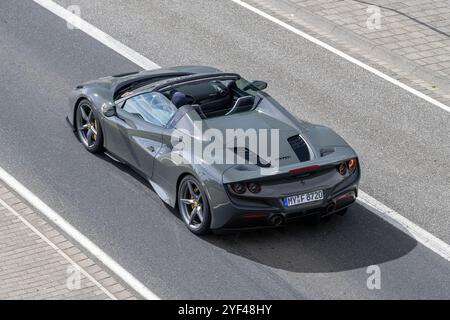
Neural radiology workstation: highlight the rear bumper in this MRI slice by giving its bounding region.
[210,166,360,230]
[215,188,357,230]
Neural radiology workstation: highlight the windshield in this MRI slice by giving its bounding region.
[123,92,177,126]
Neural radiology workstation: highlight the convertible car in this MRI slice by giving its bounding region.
[67,65,360,235]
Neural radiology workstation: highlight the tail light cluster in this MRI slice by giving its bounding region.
[337,158,357,175]
[230,182,261,194]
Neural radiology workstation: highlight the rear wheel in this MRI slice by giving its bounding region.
[76,100,103,153]
[178,175,211,235]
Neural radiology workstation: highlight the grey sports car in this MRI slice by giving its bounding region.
[67,65,360,235]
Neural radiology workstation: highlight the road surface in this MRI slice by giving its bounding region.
[0,0,448,299]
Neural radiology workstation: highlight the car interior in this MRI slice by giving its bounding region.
[161,79,257,119]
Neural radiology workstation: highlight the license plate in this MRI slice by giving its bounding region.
[283,190,324,207]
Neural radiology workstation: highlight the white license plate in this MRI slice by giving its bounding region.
[283,190,324,207]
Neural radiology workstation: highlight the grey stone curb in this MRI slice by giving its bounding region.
[0,179,139,300]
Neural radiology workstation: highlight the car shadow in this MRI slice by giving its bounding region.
[94,151,183,216]
[93,151,417,273]
[93,152,156,191]
[201,203,418,273]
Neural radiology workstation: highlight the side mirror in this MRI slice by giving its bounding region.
[101,103,116,117]
[251,80,268,91]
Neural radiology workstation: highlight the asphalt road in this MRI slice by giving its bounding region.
[0,0,448,299]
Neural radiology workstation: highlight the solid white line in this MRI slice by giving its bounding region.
[230,0,450,114]
[33,0,160,71]
[358,192,450,262]
[0,167,160,300]
[29,0,449,279]
[0,199,117,300]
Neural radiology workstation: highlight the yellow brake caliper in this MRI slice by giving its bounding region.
[92,119,97,141]
[191,186,200,209]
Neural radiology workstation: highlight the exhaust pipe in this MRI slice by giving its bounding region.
[270,215,284,227]
[326,203,335,214]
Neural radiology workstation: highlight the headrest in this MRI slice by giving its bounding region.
[170,90,189,108]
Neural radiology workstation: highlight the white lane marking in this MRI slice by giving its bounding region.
[230,0,450,114]
[31,0,450,272]
[0,167,159,300]
[0,199,117,300]
[33,0,159,71]
[358,192,450,262]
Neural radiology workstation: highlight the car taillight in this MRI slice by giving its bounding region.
[347,158,357,172]
[230,182,262,194]
[247,182,261,194]
[337,163,347,175]
[230,182,246,194]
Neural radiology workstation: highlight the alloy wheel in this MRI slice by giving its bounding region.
[179,179,205,231]
[77,103,98,148]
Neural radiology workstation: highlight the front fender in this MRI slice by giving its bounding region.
[67,86,113,132]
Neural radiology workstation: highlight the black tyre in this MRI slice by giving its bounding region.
[75,100,103,153]
[178,175,211,235]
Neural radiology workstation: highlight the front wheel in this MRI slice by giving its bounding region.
[178,175,211,235]
[75,99,103,153]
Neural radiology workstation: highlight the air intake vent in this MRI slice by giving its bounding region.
[320,148,335,157]
[287,135,310,162]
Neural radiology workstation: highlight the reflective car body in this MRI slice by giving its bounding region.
[67,65,360,230]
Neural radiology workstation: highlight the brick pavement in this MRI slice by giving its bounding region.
[245,0,450,105]
[0,180,138,300]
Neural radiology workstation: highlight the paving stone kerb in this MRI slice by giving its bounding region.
[0,181,137,300]
[247,0,450,97]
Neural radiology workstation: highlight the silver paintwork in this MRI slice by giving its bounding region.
[67,65,360,230]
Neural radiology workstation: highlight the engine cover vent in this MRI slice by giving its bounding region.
[287,135,310,162]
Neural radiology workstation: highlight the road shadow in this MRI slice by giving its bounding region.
[202,203,417,273]
[93,152,155,191]
[94,151,183,215]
